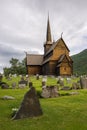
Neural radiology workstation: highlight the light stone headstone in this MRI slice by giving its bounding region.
[12,82,16,89]
[18,84,26,89]
[1,95,15,100]
[41,86,59,98]
[36,74,39,80]
[80,77,87,89]
[71,82,80,90]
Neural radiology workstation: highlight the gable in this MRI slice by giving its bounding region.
[57,54,72,68]
[62,55,69,62]
[55,38,70,52]
[44,38,70,57]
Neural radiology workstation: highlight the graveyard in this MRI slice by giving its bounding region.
[0,75,87,130]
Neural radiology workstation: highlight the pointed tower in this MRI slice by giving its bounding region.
[46,15,52,42]
[44,15,52,54]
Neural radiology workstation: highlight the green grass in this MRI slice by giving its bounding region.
[0,76,87,130]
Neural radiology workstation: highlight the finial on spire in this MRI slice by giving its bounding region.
[61,32,63,38]
[53,35,55,42]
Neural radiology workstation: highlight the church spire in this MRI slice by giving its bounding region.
[46,14,52,42]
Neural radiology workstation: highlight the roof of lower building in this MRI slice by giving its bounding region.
[26,54,43,65]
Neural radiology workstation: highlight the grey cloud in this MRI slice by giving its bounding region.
[0,44,25,69]
[0,43,40,72]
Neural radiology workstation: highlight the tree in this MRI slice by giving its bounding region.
[17,58,27,75]
[10,58,19,68]
[3,67,11,76]
[3,58,27,76]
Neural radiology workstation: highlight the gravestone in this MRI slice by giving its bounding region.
[36,74,39,80]
[69,92,79,95]
[12,82,16,89]
[80,77,87,89]
[42,76,47,82]
[71,82,80,90]
[42,81,46,87]
[1,83,9,89]
[26,75,29,83]
[66,78,71,84]
[61,86,71,90]
[1,95,15,100]
[18,76,28,88]
[42,76,47,89]
[18,84,26,89]
[29,82,33,88]
[13,87,43,120]
[57,79,64,86]
[41,86,50,98]
[41,86,59,98]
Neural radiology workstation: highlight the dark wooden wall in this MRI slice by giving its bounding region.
[27,65,42,75]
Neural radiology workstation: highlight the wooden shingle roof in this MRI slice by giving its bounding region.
[26,54,43,65]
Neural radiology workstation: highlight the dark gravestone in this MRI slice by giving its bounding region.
[13,87,43,120]
[29,82,33,88]
[19,76,28,86]
[18,80,28,88]
[0,83,9,89]
[42,81,46,87]
[19,80,28,86]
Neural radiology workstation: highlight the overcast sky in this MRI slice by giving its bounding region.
[0,0,87,73]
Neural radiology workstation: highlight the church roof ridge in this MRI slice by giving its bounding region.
[27,54,43,56]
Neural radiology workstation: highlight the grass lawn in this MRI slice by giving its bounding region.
[0,76,87,130]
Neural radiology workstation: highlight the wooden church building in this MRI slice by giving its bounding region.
[26,17,73,76]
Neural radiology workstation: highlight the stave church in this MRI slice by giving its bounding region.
[26,16,73,76]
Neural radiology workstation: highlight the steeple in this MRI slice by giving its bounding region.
[46,15,52,42]
[44,15,52,54]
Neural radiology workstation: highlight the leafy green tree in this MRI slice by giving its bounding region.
[17,58,27,75]
[3,58,27,76]
[10,58,19,67]
[3,67,11,76]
